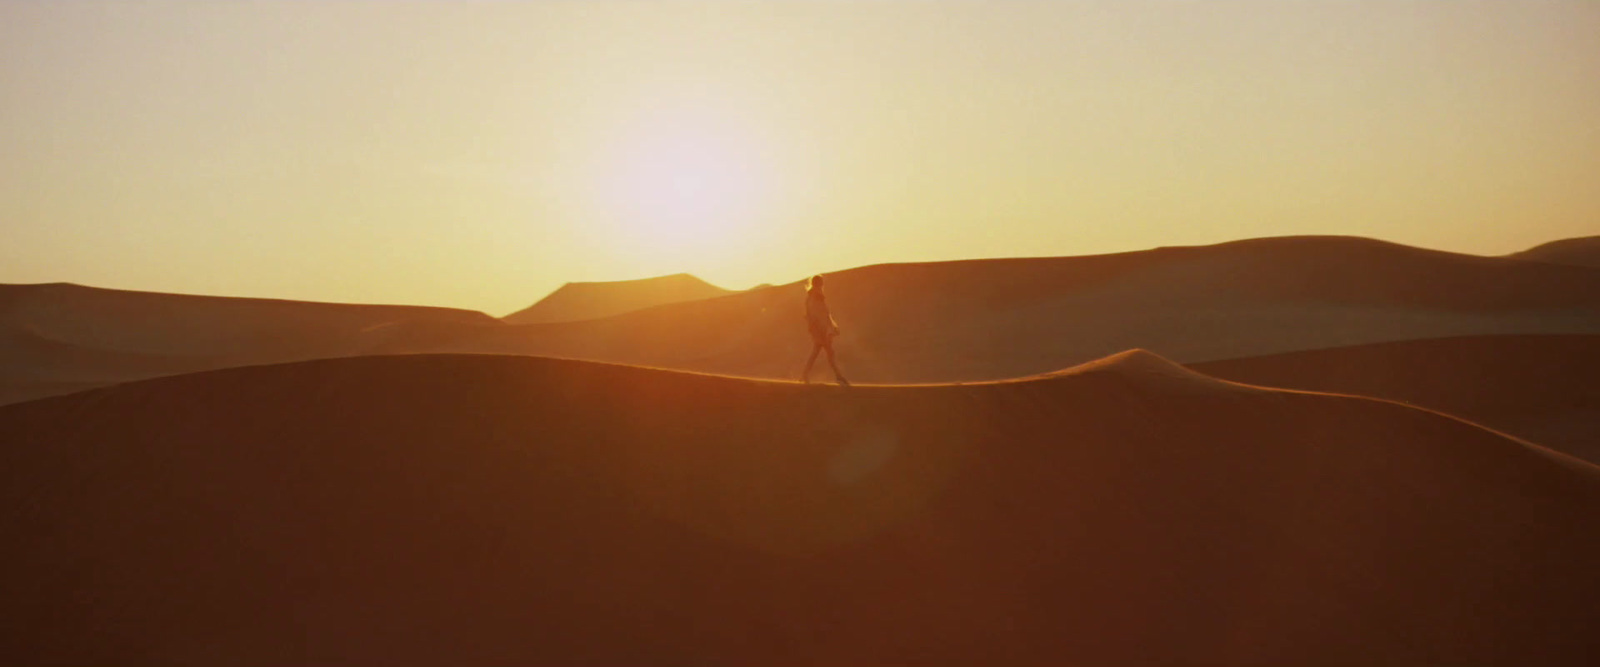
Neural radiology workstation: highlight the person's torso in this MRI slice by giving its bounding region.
[805,292,831,329]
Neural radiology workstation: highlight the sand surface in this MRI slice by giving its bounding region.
[2,352,1595,665]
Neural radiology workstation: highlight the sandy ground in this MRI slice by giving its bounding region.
[2,352,1595,665]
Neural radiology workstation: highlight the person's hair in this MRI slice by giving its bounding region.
[807,274,825,293]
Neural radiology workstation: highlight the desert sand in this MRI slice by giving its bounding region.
[1,352,1595,665]
[1193,334,1600,464]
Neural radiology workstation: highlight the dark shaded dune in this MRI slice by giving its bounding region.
[0,326,205,382]
[1193,334,1600,464]
[502,273,732,324]
[0,325,220,404]
[1510,236,1600,269]
[0,283,501,405]
[0,283,496,356]
[1,353,1595,665]
[438,236,1600,383]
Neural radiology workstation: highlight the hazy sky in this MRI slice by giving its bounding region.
[3,1,1597,315]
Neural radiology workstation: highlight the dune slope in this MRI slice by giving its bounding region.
[1193,334,1600,463]
[1,352,1595,665]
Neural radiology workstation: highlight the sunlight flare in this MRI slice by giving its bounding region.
[590,105,775,261]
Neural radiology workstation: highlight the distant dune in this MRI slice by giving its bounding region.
[502,273,732,324]
[1193,334,1600,464]
[1509,236,1600,269]
[0,283,499,404]
[436,236,1600,383]
[2,353,1595,664]
[7,236,1600,405]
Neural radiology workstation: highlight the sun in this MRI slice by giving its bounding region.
[592,108,773,259]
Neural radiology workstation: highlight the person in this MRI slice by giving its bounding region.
[801,274,849,386]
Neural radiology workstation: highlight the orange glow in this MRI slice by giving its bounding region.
[1,2,1597,314]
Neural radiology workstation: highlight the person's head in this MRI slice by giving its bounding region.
[807,274,825,294]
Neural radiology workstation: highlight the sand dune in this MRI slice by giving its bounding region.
[1510,236,1600,269]
[436,236,1600,383]
[0,282,500,404]
[501,273,732,324]
[2,352,1595,665]
[8,236,1599,405]
[1193,334,1600,464]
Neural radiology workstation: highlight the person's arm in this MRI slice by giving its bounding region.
[822,300,840,335]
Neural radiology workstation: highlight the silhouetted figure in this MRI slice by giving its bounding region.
[801,274,849,386]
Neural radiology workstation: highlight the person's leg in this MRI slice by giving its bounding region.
[803,344,821,383]
[825,343,848,385]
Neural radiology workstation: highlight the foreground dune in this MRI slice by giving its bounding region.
[1192,334,1600,464]
[1,353,1595,665]
[438,236,1600,383]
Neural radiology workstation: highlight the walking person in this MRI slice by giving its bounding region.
[801,274,849,386]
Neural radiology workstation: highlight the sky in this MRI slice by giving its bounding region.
[2,1,1597,316]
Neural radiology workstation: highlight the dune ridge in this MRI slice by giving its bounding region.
[1193,333,1600,463]
[1,351,1595,665]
